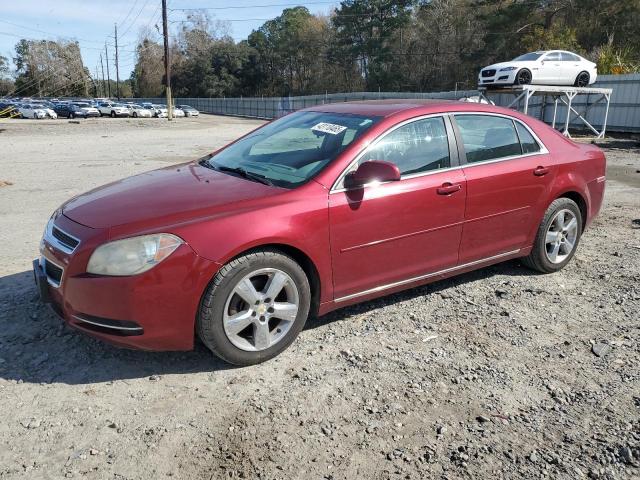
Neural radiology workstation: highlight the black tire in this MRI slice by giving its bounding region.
[133,111,137,118]
[69,112,75,119]
[522,197,583,273]
[197,249,311,366]
[514,69,532,85]
[575,71,590,87]
[110,111,116,118]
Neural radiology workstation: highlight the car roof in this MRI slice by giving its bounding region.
[304,99,462,117]
[303,99,516,117]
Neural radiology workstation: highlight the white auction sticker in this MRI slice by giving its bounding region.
[311,122,348,135]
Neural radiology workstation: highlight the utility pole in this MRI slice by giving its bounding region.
[162,0,173,120]
[114,24,121,100]
[105,43,112,98]
[95,66,101,97]
[100,53,106,98]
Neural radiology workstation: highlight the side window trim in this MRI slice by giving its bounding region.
[451,112,549,168]
[330,113,458,192]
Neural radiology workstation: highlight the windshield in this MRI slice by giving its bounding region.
[513,52,544,61]
[203,111,380,189]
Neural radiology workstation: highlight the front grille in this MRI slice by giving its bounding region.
[52,225,80,251]
[44,259,63,286]
[482,69,496,77]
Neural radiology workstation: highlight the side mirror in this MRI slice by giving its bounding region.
[344,160,401,189]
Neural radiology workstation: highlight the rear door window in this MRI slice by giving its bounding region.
[454,115,521,163]
[515,122,541,154]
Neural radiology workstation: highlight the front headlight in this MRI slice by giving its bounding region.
[87,233,183,276]
[499,66,517,71]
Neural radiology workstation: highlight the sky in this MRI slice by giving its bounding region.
[0,0,340,79]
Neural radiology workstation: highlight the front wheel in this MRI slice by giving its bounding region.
[198,249,311,366]
[522,198,582,273]
[514,69,532,85]
[110,111,116,118]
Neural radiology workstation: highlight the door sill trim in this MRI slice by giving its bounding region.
[334,249,521,303]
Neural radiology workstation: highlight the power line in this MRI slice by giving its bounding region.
[0,31,109,51]
[0,19,108,44]
[170,1,339,11]
[118,0,154,39]
[116,0,141,29]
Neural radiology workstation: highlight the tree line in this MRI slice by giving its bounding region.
[3,0,640,98]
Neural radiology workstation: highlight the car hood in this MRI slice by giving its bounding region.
[482,61,535,71]
[62,161,283,229]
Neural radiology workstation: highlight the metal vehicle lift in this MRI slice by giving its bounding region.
[478,85,612,139]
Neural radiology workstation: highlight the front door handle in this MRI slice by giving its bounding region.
[534,166,550,176]
[437,182,462,195]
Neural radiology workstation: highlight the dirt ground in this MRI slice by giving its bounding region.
[0,115,638,480]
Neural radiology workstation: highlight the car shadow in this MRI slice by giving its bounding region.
[0,259,536,385]
[306,259,537,330]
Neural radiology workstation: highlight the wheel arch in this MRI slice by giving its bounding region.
[555,190,588,232]
[215,243,322,318]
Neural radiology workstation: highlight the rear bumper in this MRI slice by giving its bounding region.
[36,216,221,351]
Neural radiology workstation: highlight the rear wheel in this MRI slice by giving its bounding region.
[575,71,590,87]
[110,111,116,118]
[522,198,582,273]
[515,69,532,85]
[69,112,75,119]
[198,249,311,366]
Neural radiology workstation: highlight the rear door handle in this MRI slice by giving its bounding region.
[437,182,462,195]
[534,166,550,176]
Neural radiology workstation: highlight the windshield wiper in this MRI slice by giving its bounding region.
[214,165,274,186]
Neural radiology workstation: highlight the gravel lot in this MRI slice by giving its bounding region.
[0,116,638,479]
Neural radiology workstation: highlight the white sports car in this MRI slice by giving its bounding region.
[478,50,598,88]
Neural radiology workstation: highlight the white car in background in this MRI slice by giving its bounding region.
[126,104,153,118]
[172,107,185,118]
[72,102,100,117]
[177,104,199,117]
[97,102,130,117]
[31,103,58,119]
[18,104,48,119]
[479,50,598,88]
[151,104,168,118]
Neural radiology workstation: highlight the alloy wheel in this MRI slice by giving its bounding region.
[223,268,300,352]
[577,72,589,87]
[516,69,532,85]
[545,209,578,264]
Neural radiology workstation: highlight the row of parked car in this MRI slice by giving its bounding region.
[0,98,200,119]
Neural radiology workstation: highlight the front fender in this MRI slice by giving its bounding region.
[171,182,334,304]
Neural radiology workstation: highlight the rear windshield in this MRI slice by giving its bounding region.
[204,111,381,189]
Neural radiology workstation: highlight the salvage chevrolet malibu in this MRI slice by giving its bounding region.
[34,100,606,365]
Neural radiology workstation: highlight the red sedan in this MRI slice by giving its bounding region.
[34,100,606,365]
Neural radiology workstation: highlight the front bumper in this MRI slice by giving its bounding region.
[478,70,518,87]
[36,214,221,351]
